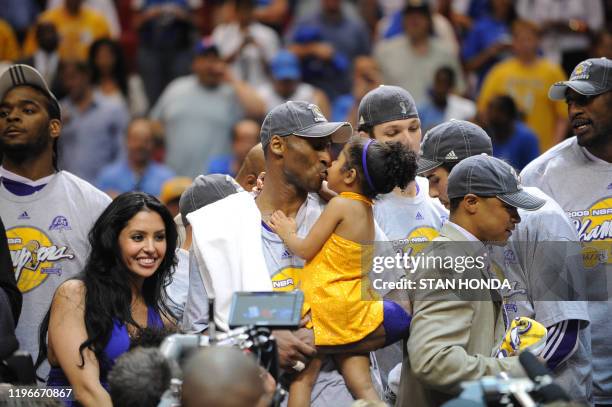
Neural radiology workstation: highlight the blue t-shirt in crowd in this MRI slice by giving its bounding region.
[331,94,354,122]
[96,159,176,197]
[491,122,540,171]
[417,101,446,133]
[461,16,512,89]
[206,154,235,176]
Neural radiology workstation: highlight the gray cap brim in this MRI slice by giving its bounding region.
[293,121,352,143]
[416,156,442,174]
[0,64,61,118]
[549,80,601,100]
[497,190,546,211]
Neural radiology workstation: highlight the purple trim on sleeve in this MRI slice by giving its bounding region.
[541,319,580,370]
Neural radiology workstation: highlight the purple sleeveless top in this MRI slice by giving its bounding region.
[47,306,163,404]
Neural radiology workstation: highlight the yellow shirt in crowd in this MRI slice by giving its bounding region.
[23,6,110,60]
[477,57,568,151]
[0,19,20,62]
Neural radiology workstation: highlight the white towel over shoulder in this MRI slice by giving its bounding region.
[187,191,272,331]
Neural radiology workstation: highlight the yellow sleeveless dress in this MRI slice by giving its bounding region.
[301,192,383,346]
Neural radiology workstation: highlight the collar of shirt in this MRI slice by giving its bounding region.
[580,143,611,166]
[0,167,55,196]
[446,220,480,242]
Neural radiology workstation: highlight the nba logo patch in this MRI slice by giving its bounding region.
[49,216,71,232]
[308,104,327,122]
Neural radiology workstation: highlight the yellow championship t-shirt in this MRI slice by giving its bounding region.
[23,6,110,60]
[478,58,568,151]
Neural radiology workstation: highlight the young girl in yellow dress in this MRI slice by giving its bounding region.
[269,136,416,405]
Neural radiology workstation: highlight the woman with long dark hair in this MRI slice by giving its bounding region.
[36,192,177,406]
[88,38,149,116]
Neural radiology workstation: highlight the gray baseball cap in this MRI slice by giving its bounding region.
[179,174,241,225]
[357,85,418,130]
[417,119,493,174]
[0,64,61,119]
[260,101,352,149]
[447,154,546,210]
[549,57,612,100]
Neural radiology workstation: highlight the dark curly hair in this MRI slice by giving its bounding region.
[342,136,417,199]
[36,192,178,375]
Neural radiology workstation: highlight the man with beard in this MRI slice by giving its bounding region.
[150,38,265,178]
[521,57,612,406]
[182,101,396,405]
[0,64,110,377]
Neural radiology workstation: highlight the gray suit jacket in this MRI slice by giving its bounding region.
[396,222,525,407]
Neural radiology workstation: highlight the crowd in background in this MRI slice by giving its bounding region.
[1,1,612,406]
[1,0,612,203]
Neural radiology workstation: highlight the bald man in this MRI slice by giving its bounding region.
[181,347,272,407]
[235,143,265,191]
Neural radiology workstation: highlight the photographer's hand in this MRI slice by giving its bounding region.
[272,330,316,370]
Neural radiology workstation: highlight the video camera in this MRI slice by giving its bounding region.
[442,352,579,407]
[158,291,304,407]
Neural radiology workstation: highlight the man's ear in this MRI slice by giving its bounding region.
[463,194,479,215]
[49,119,61,140]
[268,135,285,157]
[245,174,257,190]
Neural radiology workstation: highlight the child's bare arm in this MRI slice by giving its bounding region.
[269,198,345,261]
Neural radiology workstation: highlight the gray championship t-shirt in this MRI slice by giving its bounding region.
[521,137,612,404]
[0,171,110,378]
[150,76,243,178]
[489,186,592,403]
[372,176,448,389]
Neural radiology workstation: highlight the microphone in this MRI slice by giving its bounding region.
[519,351,570,403]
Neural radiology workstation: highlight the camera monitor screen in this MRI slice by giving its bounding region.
[228,291,304,329]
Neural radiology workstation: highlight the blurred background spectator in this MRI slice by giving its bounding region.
[333,55,382,125]
[23,0,111,60]
[206,118,260,177]
[46,0,121,38]
[417,65,476,132]
[132,0,204,105]
[461,0,516,94]
[16,22,65,99]
[373,2,465,104]
[0,0,40,44]
[212,0,281,88]
[516,0,604,75]
[0,20,20,63]
[58,60,129,183]
[287,0,371,102]
[591,29,612,58]
[150,38,264,178]
[373,0,459,56]
[477,19,568,151]
[483,94,540,170]
[96,118,175,198]
[89,38,148,116]
[257,49,331,116]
